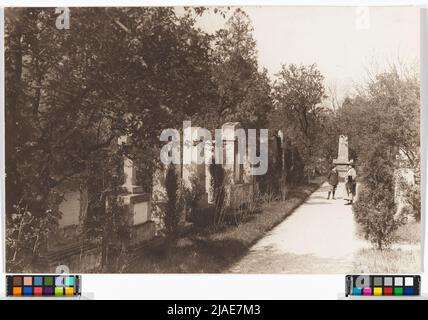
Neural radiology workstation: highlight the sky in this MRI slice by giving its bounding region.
[191,6,420,101]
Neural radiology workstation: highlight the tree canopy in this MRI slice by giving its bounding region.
[5,7,420,242]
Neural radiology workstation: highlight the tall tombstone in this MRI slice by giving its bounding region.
[181,126,207,222]
[58,187,85,229]
[219,122,254,208]
[221,122,245,184]
[182,127,207,192]
[333,135,350,178]
[277,130,285,172]
[116,135,155,245]
[51,180,88,249]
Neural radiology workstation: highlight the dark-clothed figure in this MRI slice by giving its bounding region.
[327,166,339,200]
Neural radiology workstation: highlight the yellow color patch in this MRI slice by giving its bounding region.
[65,287,74,296]
[374,287,382,296]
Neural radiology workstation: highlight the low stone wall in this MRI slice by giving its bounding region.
[36,241,102,273]
[130,221,157,246]
[37,222,156,272]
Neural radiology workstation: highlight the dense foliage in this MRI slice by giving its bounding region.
[5,7,420,267]
[341,68,420,249]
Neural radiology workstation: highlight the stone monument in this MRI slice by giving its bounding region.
[333,135,351,179]
[117,135,155,246]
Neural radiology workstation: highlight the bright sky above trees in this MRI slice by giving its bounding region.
[190,6,420,101]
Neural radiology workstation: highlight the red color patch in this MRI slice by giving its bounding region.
[384,287,393,295]
[34,287,43,296]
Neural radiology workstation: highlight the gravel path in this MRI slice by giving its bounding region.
[229,182,369,273]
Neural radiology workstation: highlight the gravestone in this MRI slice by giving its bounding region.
[56,180,88,241]
[219,122,253,208]
[58,190,81,228]
[182,127,207,193]
[333,135,351,178]
[117,135,143,194]
[42,181,99,272]
[117,135,155,246]
[277,130,285,172]
[221,122,245,184]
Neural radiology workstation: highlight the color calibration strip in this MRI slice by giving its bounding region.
[6,275,81,297]
[345,275,420,297]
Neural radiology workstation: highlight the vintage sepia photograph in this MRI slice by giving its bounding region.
[4,6,421,274]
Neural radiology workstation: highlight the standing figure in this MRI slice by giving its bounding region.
[327,166,339,200]
[345,163,357,205]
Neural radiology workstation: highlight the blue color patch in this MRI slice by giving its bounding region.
[352,287,362,295]
[404,287,414,295]
[23,287,33,295]
[34,276,43,286]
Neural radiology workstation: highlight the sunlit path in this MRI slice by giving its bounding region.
[229,182,369,273]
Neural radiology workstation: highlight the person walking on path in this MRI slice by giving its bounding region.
[345,163,357,205]
[327,166,339,200]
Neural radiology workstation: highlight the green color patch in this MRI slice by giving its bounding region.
[394,287,403,295]
[44,276,54,286]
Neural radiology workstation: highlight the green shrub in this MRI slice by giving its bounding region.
[183,175,205,221]
[209,162,227,225]
[189,206,216,227]
[353,185,401,250]
[6,196,61,272]
[352,143,406,250]
[164,164,180,236]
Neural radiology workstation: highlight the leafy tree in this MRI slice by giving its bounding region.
[336,68,419,172]
[272,63,327,177]
[367,70,420,167]
[4,7,219,222]
[204,9,273,130]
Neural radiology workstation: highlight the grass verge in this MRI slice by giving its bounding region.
[125,177,325,273]
[393,221,421,244]
[353,221,422,273]
[353,246,421,273]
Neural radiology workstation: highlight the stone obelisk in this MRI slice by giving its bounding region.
[333,135,350,179]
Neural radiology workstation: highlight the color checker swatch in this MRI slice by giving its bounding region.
[7,275,81,297]
[346,275,420,297]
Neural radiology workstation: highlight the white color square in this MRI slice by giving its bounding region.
[405,277,414,286]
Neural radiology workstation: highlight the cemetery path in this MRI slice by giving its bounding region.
[229,182,370,273]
